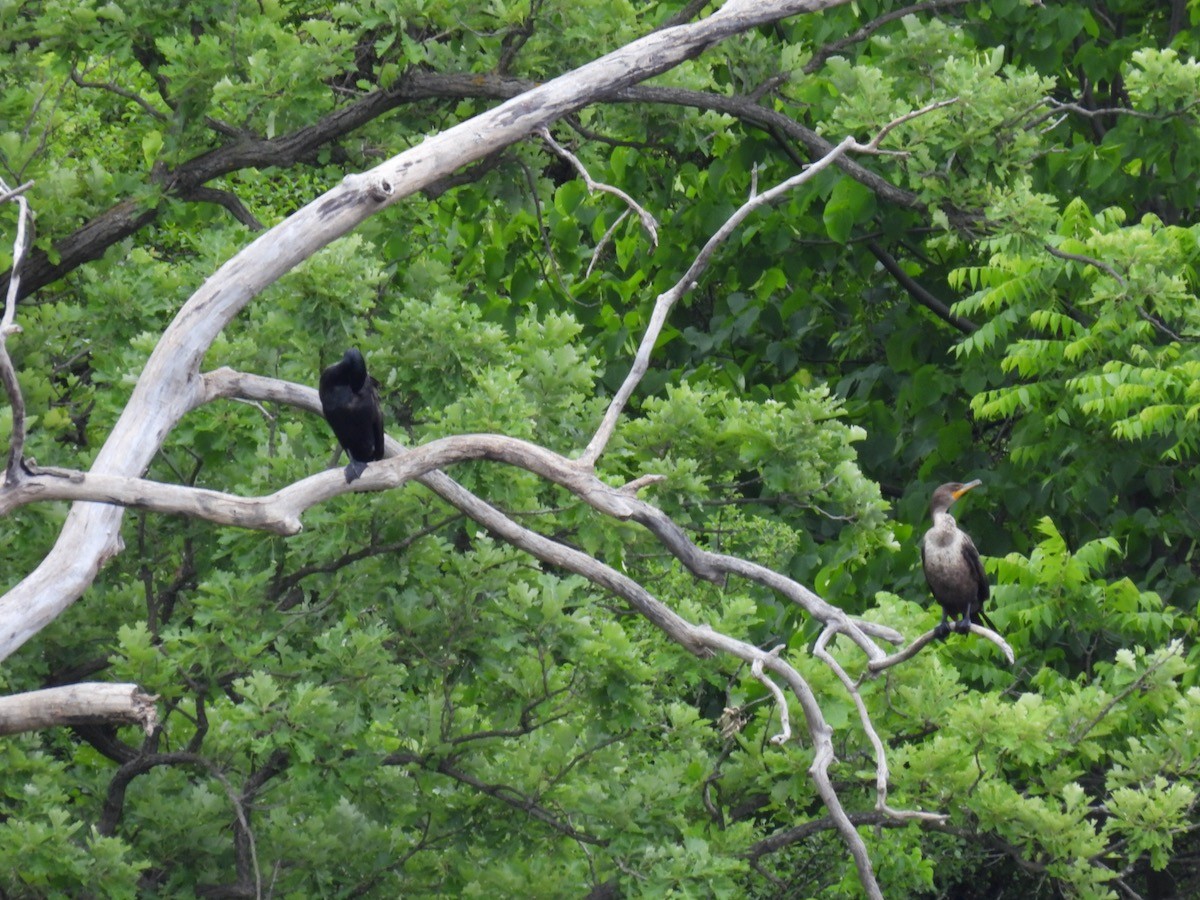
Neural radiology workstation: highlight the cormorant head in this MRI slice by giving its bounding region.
[340,348,367,391]
[929,479,982,517]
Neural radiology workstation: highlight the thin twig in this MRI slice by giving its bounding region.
[538,127,659,249]
[1044,243,1127,288]
[803,0,971,75]
[586,209,631,279]
[751,650,792,745]
[70,68,169,122]
[1044,243,1188,342]
[0,181,34,206]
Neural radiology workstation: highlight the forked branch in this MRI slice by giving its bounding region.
[577,99,957,466]
[1,176,33,484]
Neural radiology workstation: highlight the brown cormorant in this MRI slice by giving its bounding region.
[921,480,996,637]
[319,348,384,483]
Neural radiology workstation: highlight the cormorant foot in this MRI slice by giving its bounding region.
[343,459,368,484]
[933,621,952,640]
[954,619,973,635]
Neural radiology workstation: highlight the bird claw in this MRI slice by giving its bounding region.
[343,460,368,484]
[933,621,952,640]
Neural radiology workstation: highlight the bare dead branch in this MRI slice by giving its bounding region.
[538,126,659,249]
[0,683,158,736]
[0,9,966,894]
[813,624,947,824]
[586,208,631,279]
[0,180,34,205]
[1,176,33,484]
[195,369,902,896]
[578,99,957,468]
[751,651,792,744]
[867,623,1015,674]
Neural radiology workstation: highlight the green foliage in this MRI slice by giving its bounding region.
[0,742,147,895]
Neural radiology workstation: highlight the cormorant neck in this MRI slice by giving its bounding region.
[931,508,957,528]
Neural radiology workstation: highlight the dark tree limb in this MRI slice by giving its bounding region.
[267,513,462,607]
[803,0,970,74]
[180,186,265,231]
[2,57,971,302]
[385,749,610,846]
[866,239,977,333]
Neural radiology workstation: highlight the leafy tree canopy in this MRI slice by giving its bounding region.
[2,0,1200,896]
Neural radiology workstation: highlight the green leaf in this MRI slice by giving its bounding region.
[822,176,874,244]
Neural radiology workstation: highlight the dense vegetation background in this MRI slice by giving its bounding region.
[2,0,1200,896]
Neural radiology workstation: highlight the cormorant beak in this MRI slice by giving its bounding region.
[951,479,982,499]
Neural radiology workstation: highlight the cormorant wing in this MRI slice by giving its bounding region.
[370,382,385,462]
[959,534,989,603]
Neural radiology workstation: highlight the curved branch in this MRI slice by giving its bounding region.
[180,186,264,231]
[867,239,977,333]
[814,625,946,824]
[537,127,659,249]
[866,623,1014,673]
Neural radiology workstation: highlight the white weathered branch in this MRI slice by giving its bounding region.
[1,176,33,483]
[577,98,957,467]
[0,683,158,736]
[0,358,936,898]
[751,650,792,745]
[866,623,1015,674]
[0,10,952,893]
[814,625,947,826]
[0,176,31,335]
[538,126,659,249]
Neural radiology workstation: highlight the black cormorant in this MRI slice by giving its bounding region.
[318,348,384,483]
[921,480,996,637]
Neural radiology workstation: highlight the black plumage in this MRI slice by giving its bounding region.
[921,479,996,637]
[318,348,384,483]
